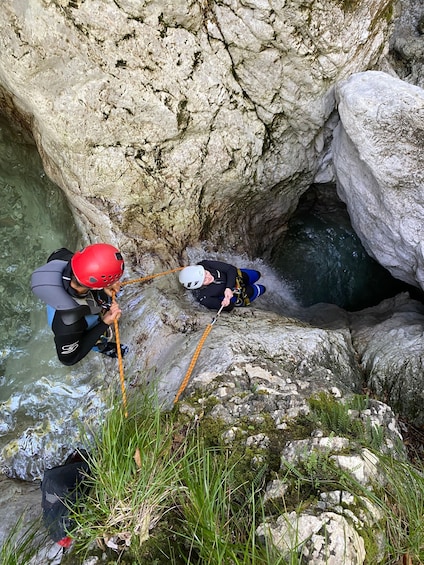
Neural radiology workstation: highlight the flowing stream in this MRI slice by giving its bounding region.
[271,184,414,311]
[0,113,107,480]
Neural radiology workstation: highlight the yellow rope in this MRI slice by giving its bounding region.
[173,305,224,404]
[107,267,183,417]
[173,324,213,404]
[121,267,184,287]
[113,266,224,407]
[112,291,128,418]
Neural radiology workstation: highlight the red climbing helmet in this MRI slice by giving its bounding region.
[71,243,124,288]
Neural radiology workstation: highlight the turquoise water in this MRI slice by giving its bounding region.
[0,113,79,399]
[0,113,111,481]
[271,185,412,311]
[0,111,107,481]
[273,186,411,311]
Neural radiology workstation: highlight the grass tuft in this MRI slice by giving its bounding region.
[69,395,190,558]
[0,513,46,565]
[175,438,286,564]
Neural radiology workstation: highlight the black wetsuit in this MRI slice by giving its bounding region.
[192,260,254,312]
[41,452,90,543]
[32,249,112,366]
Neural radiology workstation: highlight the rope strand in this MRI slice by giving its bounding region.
[110,267,183,417]
[121,267,184,287]
[112,290,128,418]
[113,267,223,408]
[173,324,213,404]
[173,305,224,404]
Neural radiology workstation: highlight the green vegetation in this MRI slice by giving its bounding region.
[0,514,46,565]
[7,391,424,564]
[308,391,367,437]
[270,392,424,564]
[377,456,424,562]
[306,391,401,451]
[68,396,188,559]
[175,443,285,565]
[279,449,424,564]
[62,397,286,564]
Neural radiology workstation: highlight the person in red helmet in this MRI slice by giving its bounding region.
[31,243,128,365]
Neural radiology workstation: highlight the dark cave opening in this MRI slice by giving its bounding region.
[270,183,422,312]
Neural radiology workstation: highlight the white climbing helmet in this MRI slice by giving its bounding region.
[179,265,205,289]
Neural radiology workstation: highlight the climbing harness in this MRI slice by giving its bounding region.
[233,268,251,306]
[173,305,224,404]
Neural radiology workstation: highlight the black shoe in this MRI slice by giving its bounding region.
[98,342,129,359]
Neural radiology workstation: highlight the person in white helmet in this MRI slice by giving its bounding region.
[179,259,266,312]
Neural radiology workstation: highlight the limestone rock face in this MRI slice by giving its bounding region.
[350,293,424,426]
[257,510,366,565]
[388,0,424,88]
[0,0,394,257]
[333,71,424,288]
